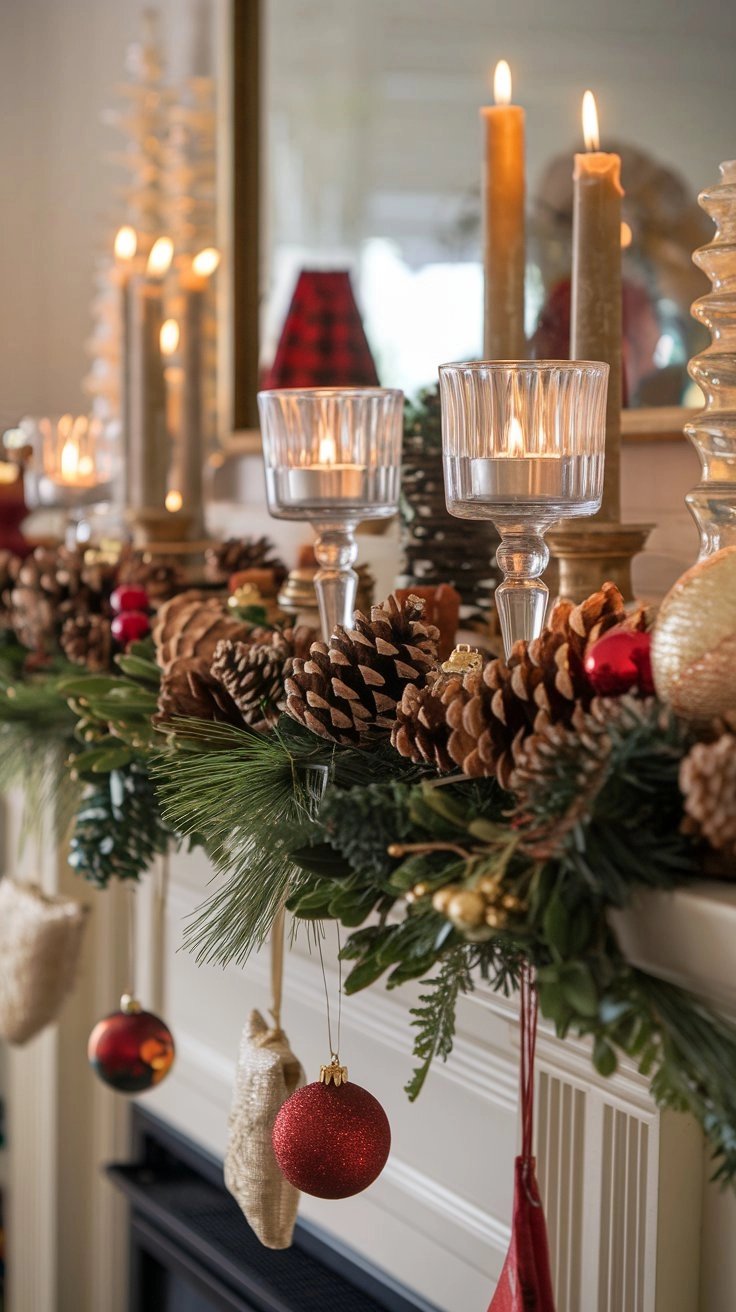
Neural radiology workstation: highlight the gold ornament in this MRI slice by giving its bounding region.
[651,546,736,718]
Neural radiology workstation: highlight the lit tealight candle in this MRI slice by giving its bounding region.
[469,415,577,502]
[287,434,367,504]
[571,90,623,523]
[480,60,526,359]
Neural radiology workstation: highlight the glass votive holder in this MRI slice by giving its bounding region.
[258,386,403,638]
[438,360,608,654]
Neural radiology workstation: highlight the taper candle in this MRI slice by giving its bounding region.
[481,60,526,359]
[128,237,173,514]
[113,226,137,509]
[571,91,623,522]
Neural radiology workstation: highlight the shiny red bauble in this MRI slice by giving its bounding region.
[110,585,149,614]
[88,1002,175,1093]
[111,610,151,644]
[584,628,654,697]
[272,1078,391,1199]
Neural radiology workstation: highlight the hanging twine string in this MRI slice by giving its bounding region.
[269,902,287,1032]
[125,882,137,1003]
[316,922,342,1062]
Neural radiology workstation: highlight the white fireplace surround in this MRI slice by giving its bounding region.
[4,438,736,1312]
[3,794,736,1312]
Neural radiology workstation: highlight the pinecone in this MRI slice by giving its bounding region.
[211,625,318,730]
[392,673,462,773]
[153,591,255,670]
[204,536,287,587]
[680,734,736,860]
[117,554,181,604]
[285,594,440,744]
[60,613,114,672]
[154,657,247,729]
[8,545,114,651]
[392,583,634,787]
[505,695,661,858]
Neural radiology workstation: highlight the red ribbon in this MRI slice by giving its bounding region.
[487,964,556,1312]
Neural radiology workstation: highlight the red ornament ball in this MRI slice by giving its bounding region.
[110,585,149,614]
[88,1003,175,1093]
[111,610,151,644]
[272,1078,391,1199]
[584,628,654,697]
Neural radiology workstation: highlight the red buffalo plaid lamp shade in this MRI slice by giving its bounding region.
[262,270,380,389]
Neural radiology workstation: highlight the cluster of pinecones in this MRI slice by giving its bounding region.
[153,590,318,732]
[391,582,640,787]
[0,545,119,670]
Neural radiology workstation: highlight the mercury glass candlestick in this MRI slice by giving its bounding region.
[439,360,608,655]
[258,387,403,638]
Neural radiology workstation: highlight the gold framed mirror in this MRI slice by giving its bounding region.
[225,0,729,453]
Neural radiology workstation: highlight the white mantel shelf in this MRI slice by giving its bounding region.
[612,881,736,1015]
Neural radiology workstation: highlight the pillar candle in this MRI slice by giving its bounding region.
[175,249,220,540]
[571,91,623,523]
[480,60,526,360]
[113,226,137,511]
[127,237,173,513]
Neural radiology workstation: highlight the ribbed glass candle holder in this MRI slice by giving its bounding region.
[439,360,608,654]
[258,386,403,638]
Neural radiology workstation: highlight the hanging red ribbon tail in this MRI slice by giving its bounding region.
[488,965,556,1312]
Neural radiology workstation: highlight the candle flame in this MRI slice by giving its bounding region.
[114,225,137,261]
[192,247,221,279]
[582,90,600,151]
[160,318,180,356]
[165,489,183,513]
[147,236,174,279]
[318,434,337,464]
[620,220,633,249]
[493,60,512,106]
[507,416,524,456]
[60,439,80,482]
[78,455,95,479]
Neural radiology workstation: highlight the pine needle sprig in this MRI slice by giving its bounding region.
[405,947,474,1100]
[153,719,331,965]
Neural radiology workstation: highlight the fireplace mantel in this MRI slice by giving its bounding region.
[4,801,736,1312]
[613,882,736,1015]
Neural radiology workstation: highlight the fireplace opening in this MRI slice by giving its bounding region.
[108,1107,440,1312]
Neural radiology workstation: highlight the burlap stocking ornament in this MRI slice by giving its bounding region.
[0,876,88,1044]
[489,966,556,1312]
[224,909,306,1249]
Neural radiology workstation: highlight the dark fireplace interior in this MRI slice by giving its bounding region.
[109,1107,440,1312]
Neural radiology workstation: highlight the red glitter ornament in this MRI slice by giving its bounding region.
[111,610,151,645]
[584,628,654,697]
[110,585,149,614]
[272,1059,390,1199]
[88,995,175,1093]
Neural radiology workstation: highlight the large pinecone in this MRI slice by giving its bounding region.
[211,625,317,730]
[153,591,255,670]
[285,595,439,744]
[392,583,637,786]
[204,536,287,587]
[60,613,114,672]
[680,734,736,860]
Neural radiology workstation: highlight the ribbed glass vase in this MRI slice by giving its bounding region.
[685,161,736,558]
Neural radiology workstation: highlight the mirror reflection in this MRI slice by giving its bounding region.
[262,0,735,405]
